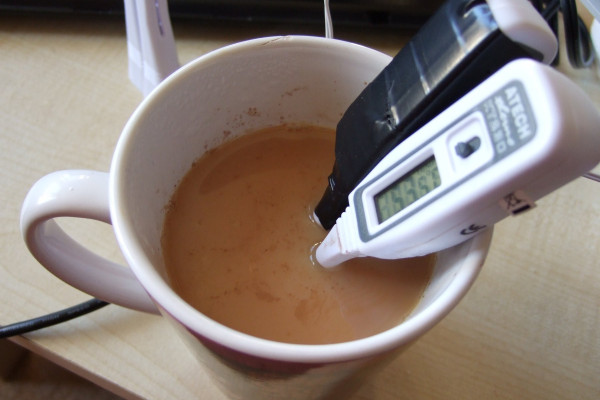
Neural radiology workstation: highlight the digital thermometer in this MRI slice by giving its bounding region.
[315,59,600,268]
[313,0,558,229]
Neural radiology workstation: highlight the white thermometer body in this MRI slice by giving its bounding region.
[316,59,600,268]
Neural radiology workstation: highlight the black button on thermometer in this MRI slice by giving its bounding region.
[455,137,481,158]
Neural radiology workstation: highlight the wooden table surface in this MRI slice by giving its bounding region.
[1,11,599,400]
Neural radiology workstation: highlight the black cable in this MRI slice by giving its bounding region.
[534,0,595,68]
[560,0,594,68]
[0,298,109,339]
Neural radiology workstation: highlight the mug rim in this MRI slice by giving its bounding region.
[110,35,491,363]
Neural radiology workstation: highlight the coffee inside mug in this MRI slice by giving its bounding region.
[161,122,438,345]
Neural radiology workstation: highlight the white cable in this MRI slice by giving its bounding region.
[591,19,600,61]
[324,0,334,38]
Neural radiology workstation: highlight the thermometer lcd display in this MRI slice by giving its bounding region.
[375,156,441,223]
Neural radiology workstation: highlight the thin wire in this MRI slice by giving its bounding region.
[324,0,334,39]
[0,298,109,338]
[560,0,595,68]
[583,172,600,182]
[534,0,595,68]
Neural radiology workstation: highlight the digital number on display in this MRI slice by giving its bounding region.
[374,157,441,223]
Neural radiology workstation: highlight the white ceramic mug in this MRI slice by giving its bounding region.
[20,36,492,400]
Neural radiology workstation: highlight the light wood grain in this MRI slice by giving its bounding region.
[1,12,599,400]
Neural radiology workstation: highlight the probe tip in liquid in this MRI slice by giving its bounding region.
[314,226,355,268]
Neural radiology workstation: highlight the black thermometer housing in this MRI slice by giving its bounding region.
[314,0,557,229]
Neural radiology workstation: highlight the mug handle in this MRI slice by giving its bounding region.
[20,170,158,314]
